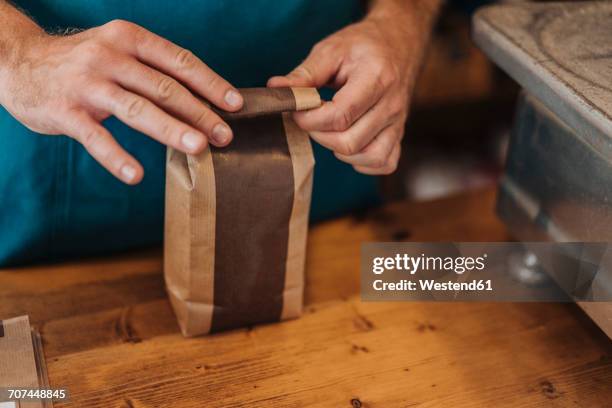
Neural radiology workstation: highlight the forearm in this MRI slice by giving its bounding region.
[0,1,45,80]
[366,0,443,57]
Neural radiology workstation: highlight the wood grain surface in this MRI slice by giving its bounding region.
[1,188,610,407]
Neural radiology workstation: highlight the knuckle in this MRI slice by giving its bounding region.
[370,153,387,169]
[106,18,128,28]
[194,108,212,129]
[125,97,145,118]
[310,39,330,54]
[337,135,358,156]
[98,83,119,100]
[81,128,103,149]
[378,63,398,89]
[104,19,136,38]
[89,84,127,117]
[311,41,327,53]
[98,145,116,167]
[383,137,397,157]
[91,82,120,109]
[175,48,196,70]
[332,107,354,132]
[382,147,400,175]
[312,41,335,56]
[205,74,221,91]
[383,159,399,175]
[159,121,174,142]
[157,77,177,101]
[291,65,314,82]
[389,99,405,117]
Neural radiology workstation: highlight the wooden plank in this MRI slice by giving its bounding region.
[2,187,610,407]
[40,300,178,358]
[0,270,166,327]
[0,249,161,292]
[46,300,611,407]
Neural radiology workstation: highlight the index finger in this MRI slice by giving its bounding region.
[108,22,243,112]
[293,70,385,132]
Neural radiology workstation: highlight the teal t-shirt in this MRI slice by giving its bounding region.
[0,0,380,265]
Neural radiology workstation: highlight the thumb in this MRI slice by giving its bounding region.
[268,44,341,88]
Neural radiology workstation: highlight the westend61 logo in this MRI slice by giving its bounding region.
[363,242,610,301]
[372,253,488,275]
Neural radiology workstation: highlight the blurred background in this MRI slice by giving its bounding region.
[382,0,524,202]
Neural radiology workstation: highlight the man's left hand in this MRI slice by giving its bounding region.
[268,10,429,175]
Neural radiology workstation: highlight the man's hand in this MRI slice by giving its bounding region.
[0,15,243,184]
[268,0,440,175]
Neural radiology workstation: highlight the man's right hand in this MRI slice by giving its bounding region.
[0,19,243,184]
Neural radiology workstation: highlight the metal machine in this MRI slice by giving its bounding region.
[473,1,612,337]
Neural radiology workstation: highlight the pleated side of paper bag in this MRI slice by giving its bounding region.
[165,87,319,336]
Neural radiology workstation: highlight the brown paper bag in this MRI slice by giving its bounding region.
[165,87,320,336]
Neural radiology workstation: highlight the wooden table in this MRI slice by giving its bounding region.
[1,188,610,407]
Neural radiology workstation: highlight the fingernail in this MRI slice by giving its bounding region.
[224,89,242,108]
[181,132,204,152]
[121,164,137,183]
[212,123,232,145]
